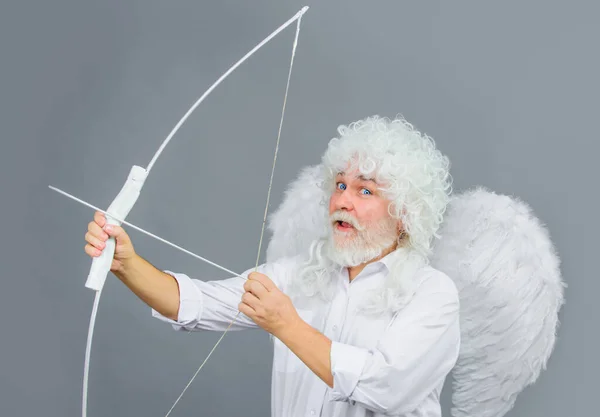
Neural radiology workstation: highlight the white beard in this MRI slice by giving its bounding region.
[325,210,399,267]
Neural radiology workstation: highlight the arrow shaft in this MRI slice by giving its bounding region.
[48,185,245,279]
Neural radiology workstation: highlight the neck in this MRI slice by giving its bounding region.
[347,242,397,281]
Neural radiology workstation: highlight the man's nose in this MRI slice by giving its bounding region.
[334,190,354,211]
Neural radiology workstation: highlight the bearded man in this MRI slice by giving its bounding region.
[84,115,460,417]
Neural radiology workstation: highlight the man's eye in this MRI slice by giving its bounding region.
[337,182,347,190]
[361,188,372,195]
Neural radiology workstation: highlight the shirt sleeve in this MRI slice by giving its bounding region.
[151,258,294,332]
[328,281,461,415]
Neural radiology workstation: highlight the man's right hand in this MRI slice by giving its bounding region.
[85,211,136,273]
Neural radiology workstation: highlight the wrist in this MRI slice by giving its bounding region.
[114,253,139,280]
[276,315,310,344]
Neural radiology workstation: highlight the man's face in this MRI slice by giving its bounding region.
[327,167,400,265]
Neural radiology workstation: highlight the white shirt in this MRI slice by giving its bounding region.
[152,251,460,417]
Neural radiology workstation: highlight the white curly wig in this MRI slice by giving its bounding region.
[320,114,453,258]
[290,115,453,313]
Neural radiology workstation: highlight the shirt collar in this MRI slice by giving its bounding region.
[371,247,407,271]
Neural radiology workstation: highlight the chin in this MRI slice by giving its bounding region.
[326,239,386,267]
[327,231,398,268]
[332,233,355,247]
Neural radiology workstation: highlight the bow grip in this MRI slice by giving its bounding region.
[85,165,148,291]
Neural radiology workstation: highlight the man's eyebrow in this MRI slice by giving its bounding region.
[357,175,376,183]
[336,171,377,184]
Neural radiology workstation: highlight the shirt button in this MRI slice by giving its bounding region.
[310,410,316,416]
[332,325,338,331]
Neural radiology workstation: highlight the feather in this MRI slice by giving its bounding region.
[266,164,328,263]
[430,187,565,417]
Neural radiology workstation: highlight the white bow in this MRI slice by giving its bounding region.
[48,6,310,416]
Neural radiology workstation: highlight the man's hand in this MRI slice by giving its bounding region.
[238,272,302,337]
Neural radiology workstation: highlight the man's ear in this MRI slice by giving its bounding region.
[395,216,405,232]
[396,218,409,241]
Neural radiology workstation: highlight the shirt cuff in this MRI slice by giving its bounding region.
[329,341,369,402]
[151,270,204,331]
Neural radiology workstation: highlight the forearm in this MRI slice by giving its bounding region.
[114,254,180,320]
[277,320,334,387]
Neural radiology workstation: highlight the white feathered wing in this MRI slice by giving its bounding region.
[265,165,565,417]
[430,187,565,417]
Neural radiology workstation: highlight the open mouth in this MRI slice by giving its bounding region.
[335,220,355,231]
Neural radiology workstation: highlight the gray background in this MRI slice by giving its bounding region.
[0,0,595,416]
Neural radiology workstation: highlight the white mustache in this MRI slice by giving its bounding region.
[330,211,364,231]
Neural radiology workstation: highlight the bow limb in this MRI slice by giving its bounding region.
[145,5,309,173]
[82,165,148,417]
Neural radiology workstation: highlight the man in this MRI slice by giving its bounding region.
[84,115,460,417]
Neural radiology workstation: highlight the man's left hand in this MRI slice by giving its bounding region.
[239,272,301,337]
